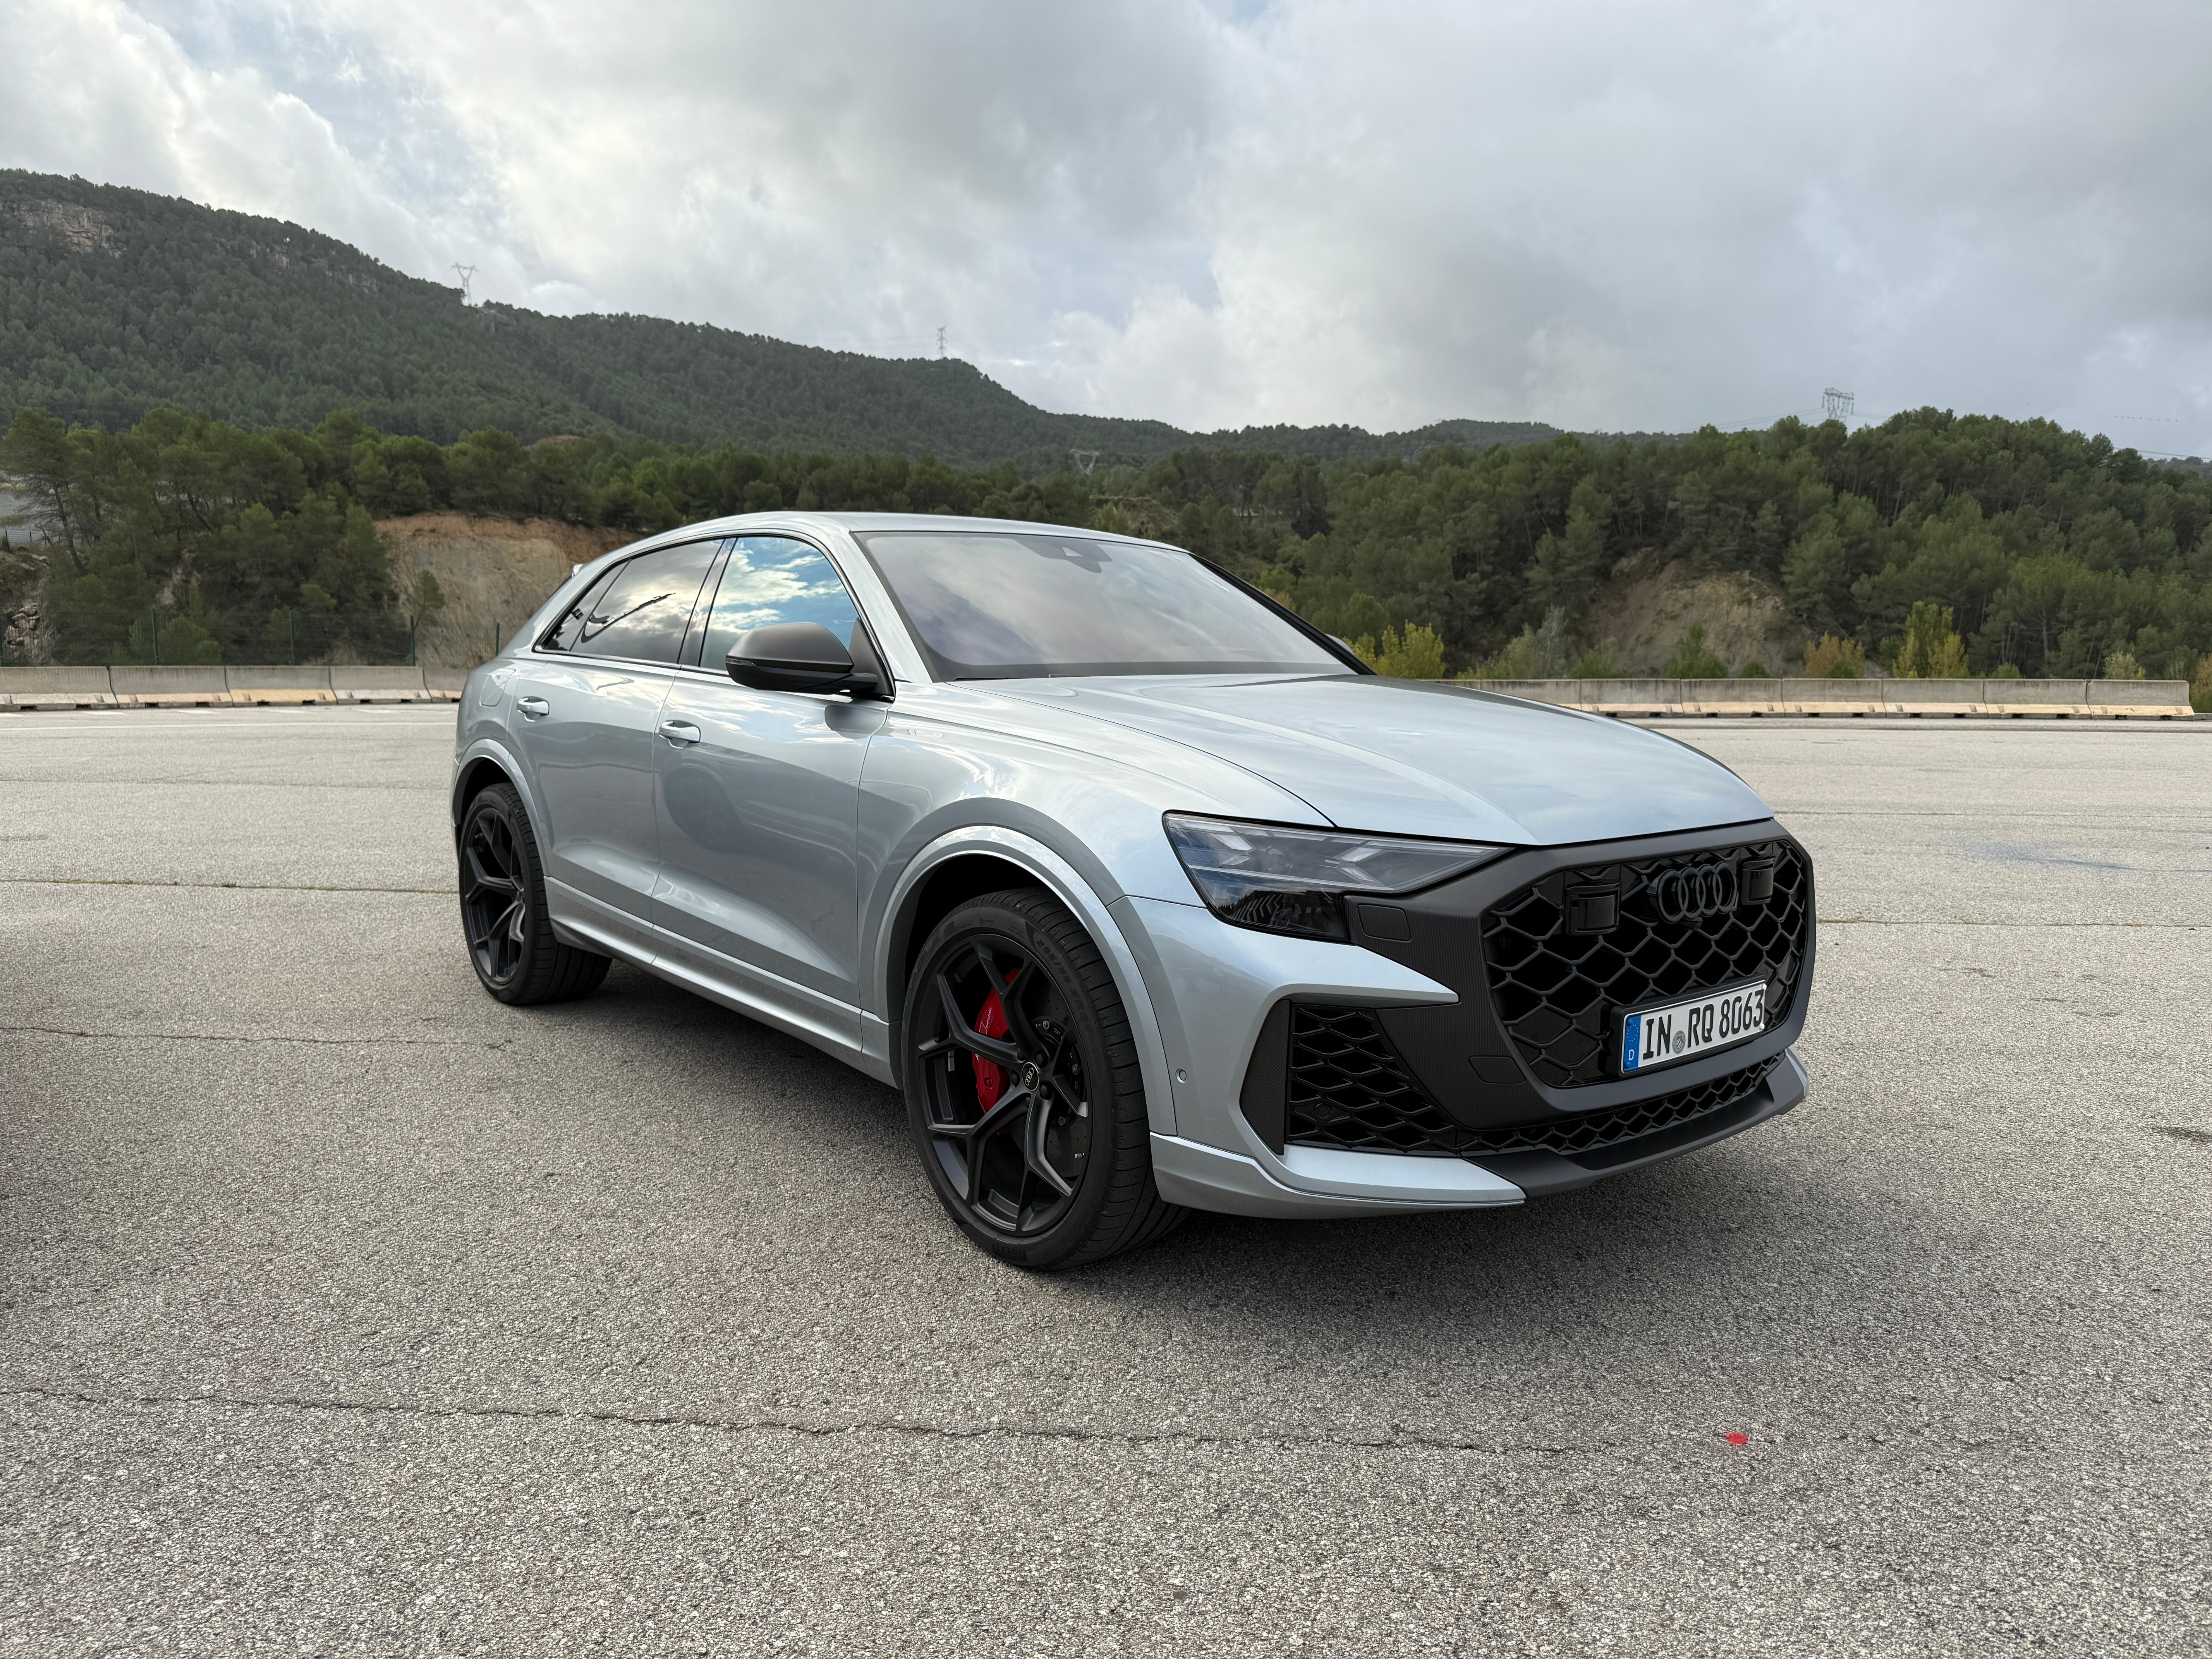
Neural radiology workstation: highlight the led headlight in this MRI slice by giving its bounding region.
[1163,814,1511,942]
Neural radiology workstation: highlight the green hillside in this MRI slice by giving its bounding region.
[0,170,1573,470]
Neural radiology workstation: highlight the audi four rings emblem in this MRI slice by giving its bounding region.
[1655,862,1739,922]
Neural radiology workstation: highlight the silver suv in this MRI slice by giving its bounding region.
[453,514,1813,1267]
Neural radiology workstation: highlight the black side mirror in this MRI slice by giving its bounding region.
[726,622,883,697]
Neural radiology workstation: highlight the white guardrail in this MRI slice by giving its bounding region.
[0,665,468,708]
[1452,677,2195,719]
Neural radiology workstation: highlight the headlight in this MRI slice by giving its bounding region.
[1163,814,1511,942]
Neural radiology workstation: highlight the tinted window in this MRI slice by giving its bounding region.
[855,531,1346,680]
[561,541,722,664]
[539,567,617,653]
[694,537,862,670]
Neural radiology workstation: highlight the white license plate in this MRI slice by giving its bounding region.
[1618,981,1769,1074]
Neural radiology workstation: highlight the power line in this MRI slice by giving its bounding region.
[450,263,476,305]
[1069,449,1100,476]
[1821,387,1855,421]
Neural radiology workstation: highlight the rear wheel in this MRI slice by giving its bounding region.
[902,888,1183,1269]
[458,781,610,1005]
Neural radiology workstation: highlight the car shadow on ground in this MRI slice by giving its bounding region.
[564,963,1954,1387]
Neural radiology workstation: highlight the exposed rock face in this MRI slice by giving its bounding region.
[1583,549,1810,674]
[378,515,634,668]
[0,538,50,665]
[10,196,121,256]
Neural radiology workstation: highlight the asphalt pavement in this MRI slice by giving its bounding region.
[2,708,2207,1657]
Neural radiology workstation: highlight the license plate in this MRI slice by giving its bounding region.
[1618,981,1769,1074]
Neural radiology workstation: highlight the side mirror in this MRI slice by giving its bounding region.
[726,622,883,697]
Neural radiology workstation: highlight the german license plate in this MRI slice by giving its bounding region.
[1618,981,1768,1074]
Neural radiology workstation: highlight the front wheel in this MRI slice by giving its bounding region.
[458,781,611,1005]
[902,888,1184,1269]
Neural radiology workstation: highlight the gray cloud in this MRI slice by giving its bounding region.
[5,0,2210,450]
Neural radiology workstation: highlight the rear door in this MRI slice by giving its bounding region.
[507,539,724,955]
[650,534,885,1045]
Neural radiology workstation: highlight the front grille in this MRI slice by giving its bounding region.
[1481,840,1810,1088]
[1285,1005,1776,1162]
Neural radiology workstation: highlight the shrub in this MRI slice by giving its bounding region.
[1353,623,1446,680]
[2192,655,2212,714]
[1737,660,1769,678]
[1470,627,1544,680]
[1991,661,2021,678]
[2102,649,2146,681]
[1803,634,1865,678]
[1569,640,1623,678]
[1664,623,1728,679]
[1892,601,1970,678]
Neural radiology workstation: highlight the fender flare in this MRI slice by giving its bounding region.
[875,825,1179,1138]
[450,735,541,835]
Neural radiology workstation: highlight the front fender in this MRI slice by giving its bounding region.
[871,824,1180,1139]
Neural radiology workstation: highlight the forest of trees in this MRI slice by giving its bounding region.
[0,170,1577,472]
[5,402,2210,700]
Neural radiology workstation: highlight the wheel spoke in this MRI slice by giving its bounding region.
[464,845,516,895]
[1025,1097,1075,1199]
[973,943,1044,1058]
[932,974,1021,1069]
[928,1085,1031,1143]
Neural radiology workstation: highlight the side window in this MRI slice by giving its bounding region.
[539,567,617,653]
[561,541,723,664]
[694,537,863,671]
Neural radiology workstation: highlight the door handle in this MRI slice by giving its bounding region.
[658,720,702,747]
[517,696,550,718]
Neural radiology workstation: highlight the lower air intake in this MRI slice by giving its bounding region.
[1285,1004,1775,1162]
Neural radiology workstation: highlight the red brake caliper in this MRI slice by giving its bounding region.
[972,967,1020,1111]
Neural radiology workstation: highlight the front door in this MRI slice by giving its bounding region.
[651,536,885,1041]
[507,539,723,953]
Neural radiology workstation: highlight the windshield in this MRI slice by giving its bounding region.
[854,531,1350,680]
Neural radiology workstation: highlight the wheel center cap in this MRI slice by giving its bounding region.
[1019,1061,1042,1091]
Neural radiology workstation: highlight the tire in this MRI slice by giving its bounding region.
[902,887,1185,1269]
[457,781,611,1006]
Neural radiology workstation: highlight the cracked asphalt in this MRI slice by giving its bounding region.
[2,707,2207,1657]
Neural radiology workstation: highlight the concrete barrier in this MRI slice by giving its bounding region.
[423,668,469,699]
[110,665,230,706]
[1458,677,2195,718]
[331,665,434,704]
[225,665,335,705]
[0,666,119,709]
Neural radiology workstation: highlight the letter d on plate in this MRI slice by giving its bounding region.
[1621,1013,1643,1073]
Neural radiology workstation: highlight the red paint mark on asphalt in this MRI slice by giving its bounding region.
[1725,1432,1750,1446]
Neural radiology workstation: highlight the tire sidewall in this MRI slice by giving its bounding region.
[902,894,1126,1267]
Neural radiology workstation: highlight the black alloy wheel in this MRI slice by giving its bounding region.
[903,888,1183,1269]
[457,781,611,1005]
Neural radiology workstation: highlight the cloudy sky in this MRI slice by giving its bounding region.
[7,0,2211,450]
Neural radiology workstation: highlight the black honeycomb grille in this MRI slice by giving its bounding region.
[1285,1006,1777,1162]
[1481,840,1810,1088]
[1458,1060,1775,1159]
[1287,1006,1464,1156]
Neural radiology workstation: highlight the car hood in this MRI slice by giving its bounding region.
[994,674,1771,846]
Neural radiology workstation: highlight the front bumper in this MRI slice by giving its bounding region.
[1149,1049,1807,1216]
[1116,818,1814,1218]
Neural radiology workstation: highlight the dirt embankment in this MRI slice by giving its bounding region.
[380,515,633,668]
[1582,549,1810,674]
